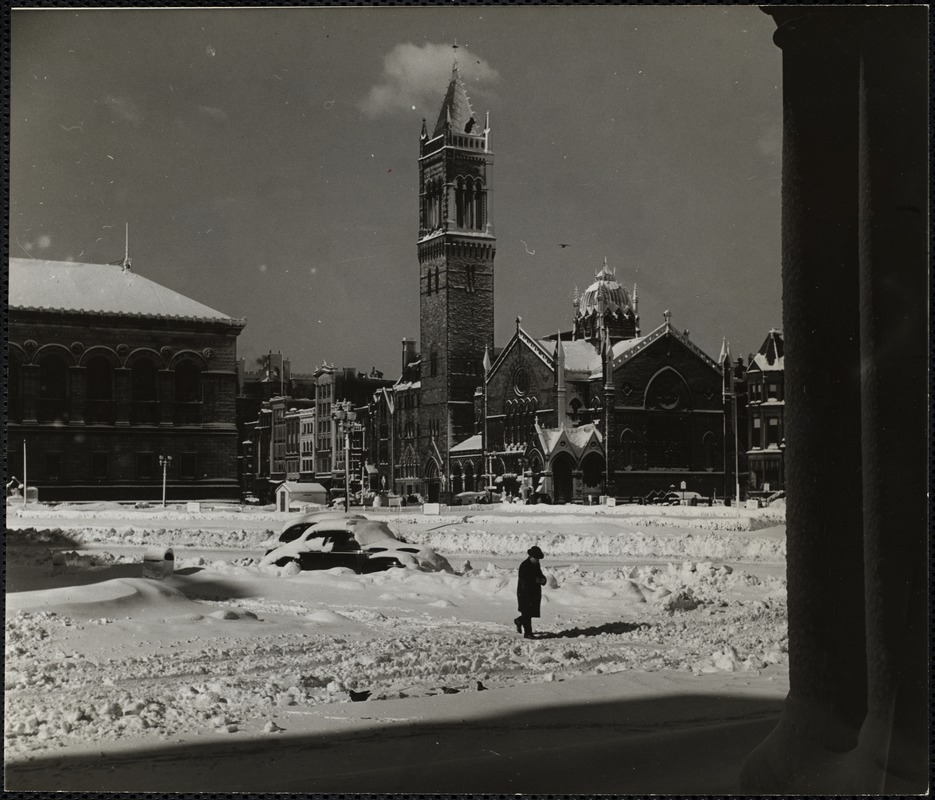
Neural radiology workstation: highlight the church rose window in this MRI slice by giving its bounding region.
[512,367,529,396]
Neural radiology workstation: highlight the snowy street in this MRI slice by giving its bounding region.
[5,501,788,792]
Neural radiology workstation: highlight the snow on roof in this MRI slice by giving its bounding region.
[450,434,482,454]
[277,482,326,494]
[749,330,784,372]
[557,339,602,374]
[538,336,648,379]
[9,258,241,323]
[538,422,602,457]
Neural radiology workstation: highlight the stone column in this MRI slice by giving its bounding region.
[854,7,927,788]
[742,7,928,793]
[772,4,866,735]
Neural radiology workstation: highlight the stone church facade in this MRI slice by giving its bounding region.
[372,63,728,504]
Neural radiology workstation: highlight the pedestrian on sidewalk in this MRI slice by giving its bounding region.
[514,546,547,639]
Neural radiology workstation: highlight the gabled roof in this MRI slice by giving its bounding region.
[537,422,603,460]
[749,329,784,372]
[607,320,721,375]
[9,258,242,324]
[432,62,478,138]
[487,323,554,380]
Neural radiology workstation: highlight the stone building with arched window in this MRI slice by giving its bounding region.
[7,258,246,501]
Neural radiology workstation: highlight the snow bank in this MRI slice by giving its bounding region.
[5,507,788,761]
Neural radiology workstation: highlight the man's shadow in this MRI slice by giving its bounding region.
[536,620,651,639]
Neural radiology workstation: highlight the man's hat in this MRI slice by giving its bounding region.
[528,546,544,559]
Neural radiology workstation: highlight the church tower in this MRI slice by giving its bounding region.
[418,58,496,499]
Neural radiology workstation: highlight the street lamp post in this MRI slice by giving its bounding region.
[159,454,173,508]
[332,402,357,513]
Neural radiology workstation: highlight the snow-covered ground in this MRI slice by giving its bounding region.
[4,501,788,792]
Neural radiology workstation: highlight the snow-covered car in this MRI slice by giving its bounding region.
[260,518,421,573]
[453,491,489,505]
[258,511,366,551]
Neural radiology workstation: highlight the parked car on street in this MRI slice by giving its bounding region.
[260,517,420,573]
[453,490,489,505]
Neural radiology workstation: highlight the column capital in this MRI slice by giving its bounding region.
[763,6,860,52]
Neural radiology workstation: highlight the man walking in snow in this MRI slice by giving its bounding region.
[514,546,547,639]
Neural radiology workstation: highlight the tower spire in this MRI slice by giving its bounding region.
[432,52,477,137]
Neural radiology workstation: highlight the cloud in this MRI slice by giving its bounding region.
[756,123,782,158]
[103,95,143,125]
[359,42,499,119]
[199,105,229,122]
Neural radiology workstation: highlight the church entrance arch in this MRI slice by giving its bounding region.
[463,462,475,492]
[423,459,440,503]
[451,462,463,495]
[581,451,606,498]
[550,452,575,505]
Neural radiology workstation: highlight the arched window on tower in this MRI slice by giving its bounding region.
[435,179,444,228]
[456,177,465,228]
[474,182,485,230]
[430,349,438,378]
[465,179,475,230]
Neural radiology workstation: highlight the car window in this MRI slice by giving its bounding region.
[329,532,360,552]
[300,534,331,552]
[280,523,311,543]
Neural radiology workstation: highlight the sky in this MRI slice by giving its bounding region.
[10,6,783,377]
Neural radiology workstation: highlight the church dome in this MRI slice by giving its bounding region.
[579,258,631,315]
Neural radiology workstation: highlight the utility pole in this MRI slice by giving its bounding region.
[159,454,173,507]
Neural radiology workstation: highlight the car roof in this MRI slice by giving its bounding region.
[345,519,405,547]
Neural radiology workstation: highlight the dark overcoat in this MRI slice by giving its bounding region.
[517,557,546,617]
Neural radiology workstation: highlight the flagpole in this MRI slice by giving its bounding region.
[733,382,741,506]
[482,346,490,494]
